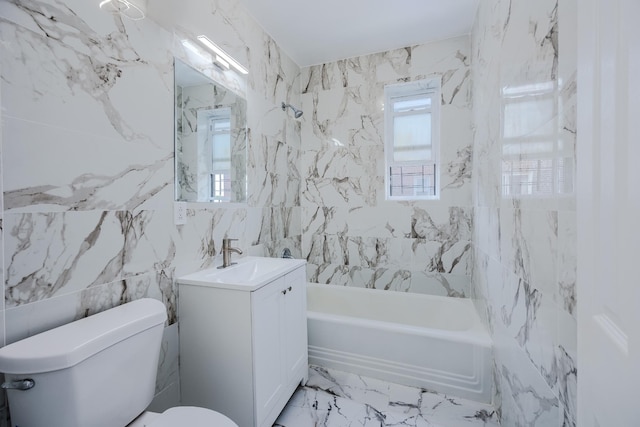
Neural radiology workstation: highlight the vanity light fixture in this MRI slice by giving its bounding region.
[182,40,206,58]
[98,0,145,20]
[197,35,249,75]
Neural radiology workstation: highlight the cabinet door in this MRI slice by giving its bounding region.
[283,267,308,382]
[252,277,286,425]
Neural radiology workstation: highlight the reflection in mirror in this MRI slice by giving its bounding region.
[500,81,574,198]
[175,58,247,203]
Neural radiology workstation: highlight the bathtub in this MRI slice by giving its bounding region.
[306,283,493,403]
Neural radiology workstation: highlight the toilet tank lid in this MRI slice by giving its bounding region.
[0,298,167,375]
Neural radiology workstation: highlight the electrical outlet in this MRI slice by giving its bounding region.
[174,202,187,225]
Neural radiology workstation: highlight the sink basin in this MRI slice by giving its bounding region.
[177,256,306,291]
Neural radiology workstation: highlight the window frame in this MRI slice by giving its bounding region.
[384,78,441,201]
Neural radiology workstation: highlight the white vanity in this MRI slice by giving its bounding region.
[177,257,308,427]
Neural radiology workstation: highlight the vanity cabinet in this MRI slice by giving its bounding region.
[179,263,308,427]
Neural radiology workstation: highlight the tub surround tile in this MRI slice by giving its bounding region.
[410,272,469,298]
[498,352,559,426]
[301,37,470,99]
[410,206,472,241]
[302,206,413,240]
[410,239,472,275]
[302,176,384,209]
[498,274,558,387]
[302,145,383,180]
[300,36,473,300]
[441,144,473,199]
[275,366,499,427]
[474,207,501,263]
[473,158,502,210]
[307,263,412,292]
[303,204,473,295]
[306,235,410,269]
[307,264,469,297]
[555,309,577,427]
[556,210,576,317]
[249,172,301,208]
[306,263,350,287]
[493,323,560,426]
[471,0,577,425]
[250,135,300,179]
[499,207,558,297]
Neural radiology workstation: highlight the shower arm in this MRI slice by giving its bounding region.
[281,102,303,118]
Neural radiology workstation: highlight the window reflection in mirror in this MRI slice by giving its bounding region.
[500,81,574,198]
[174,58,247,203]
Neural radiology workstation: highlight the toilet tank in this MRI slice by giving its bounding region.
[0,298,167,427]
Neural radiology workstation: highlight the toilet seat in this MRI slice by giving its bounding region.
[148,407,238,427]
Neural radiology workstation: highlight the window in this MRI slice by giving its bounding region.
[384,78,441,200]
[208,111,232,202]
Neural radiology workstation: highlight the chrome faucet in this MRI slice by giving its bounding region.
[219,238,243,268]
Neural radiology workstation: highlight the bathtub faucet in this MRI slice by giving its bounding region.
[219,238,243,268]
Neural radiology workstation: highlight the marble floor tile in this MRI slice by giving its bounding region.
[274,366,500,427]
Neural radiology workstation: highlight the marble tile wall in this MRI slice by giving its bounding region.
[300,36,474,298]
[0,0,301,417]
[0,47,5,427]
[471,0,577,425]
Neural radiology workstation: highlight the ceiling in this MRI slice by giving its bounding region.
[237,0,480,67]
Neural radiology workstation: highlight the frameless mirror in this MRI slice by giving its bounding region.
[174,58,247,203]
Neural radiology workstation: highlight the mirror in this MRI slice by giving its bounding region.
[174,58,247,203]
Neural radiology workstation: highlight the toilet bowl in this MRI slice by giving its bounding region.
[129,407,238,427]
[0,299,239,427]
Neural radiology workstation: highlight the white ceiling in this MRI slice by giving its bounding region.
[237,0,480,67]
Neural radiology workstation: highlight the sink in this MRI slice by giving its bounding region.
[177,256,306,291]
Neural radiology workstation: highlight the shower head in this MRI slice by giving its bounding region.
[281,102,303,119]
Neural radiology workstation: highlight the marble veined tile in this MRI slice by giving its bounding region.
[275,387,390,427]
[274,366,499,427]
[0,7,173,144]
[0,1,174,213]
[2,116,173,213]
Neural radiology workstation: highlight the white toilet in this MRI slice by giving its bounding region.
[0,298,238,427]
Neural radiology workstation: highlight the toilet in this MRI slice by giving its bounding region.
[0,298,238,427]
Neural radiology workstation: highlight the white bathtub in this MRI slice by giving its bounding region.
[307,283,493,403]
